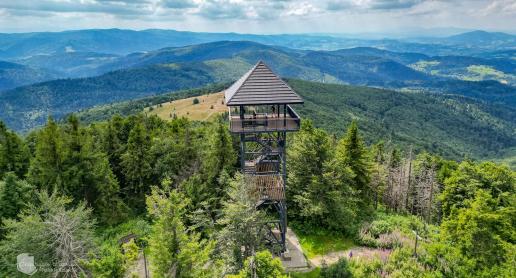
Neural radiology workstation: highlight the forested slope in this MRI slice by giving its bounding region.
[0,112,513,277]
[288,79,516,159]
[77,79,516,161]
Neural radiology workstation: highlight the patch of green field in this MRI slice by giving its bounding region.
[293,228,355,259]
[466,65,508,81]
[289,268,321,278]
[409,60,440,72]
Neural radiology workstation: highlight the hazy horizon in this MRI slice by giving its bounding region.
[1,1,515,36]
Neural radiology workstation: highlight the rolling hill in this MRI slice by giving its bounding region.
[1,41,515,132]
[76,79,516,161]
[0,61,56,91]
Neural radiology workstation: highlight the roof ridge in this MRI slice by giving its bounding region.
[225,60,304,106]
[225,61,261,104]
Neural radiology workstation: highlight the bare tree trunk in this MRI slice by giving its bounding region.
[405,146,413,213]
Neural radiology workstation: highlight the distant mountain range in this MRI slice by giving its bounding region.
[1,40,515,132]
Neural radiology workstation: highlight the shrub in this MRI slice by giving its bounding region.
[358,220,402,248]
[193,98,200,105]
[321,258,352,278]
[122,238,139,263]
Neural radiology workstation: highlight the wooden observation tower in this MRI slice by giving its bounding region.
[225,61,303,252]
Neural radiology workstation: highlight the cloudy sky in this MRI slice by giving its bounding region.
[1,0,515,35]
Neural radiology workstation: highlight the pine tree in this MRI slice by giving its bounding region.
[0,173,34,222]
[146,184,217,278]
[335,121,372,211]
[0,192,95,277]
[0,123,30,179]
[27,117,65,191]
[103,115,126,186]
[121,121,153,208]
[288,121,358,231]
[217,174,266,271]
[58,115,126,224]
[199,116,236,216]
[203,116,236,182]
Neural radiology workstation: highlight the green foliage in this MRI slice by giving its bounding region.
[293,227,355,259]
[193,97,200,105]
[438,190,515,275]
[28,116,127,224]
[288,121,366,234]
[217,174,267,270]
[335,120,372,213]
[321,257,352,278]
[229,250,287,278]
[86,243,126,278]
[0,122,30,179]
[0,173,34,225]
[27,117,65,191]
[440,161,515,218]
[86,218,151,278]
[121,120,153,209]
[146,184,217,278]
[122,239,139,264]
[288,79,515,160]
[290,268,322,278]
[0,191,96,277]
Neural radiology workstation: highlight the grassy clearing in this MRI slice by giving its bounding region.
[293,228,356,259]
[289,268,321,278]
[146,91,226,121]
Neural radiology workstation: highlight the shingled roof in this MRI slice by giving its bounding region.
[225,61,304,106]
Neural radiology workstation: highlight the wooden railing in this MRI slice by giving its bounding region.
[229,106,300,133]
[247,174,285,201]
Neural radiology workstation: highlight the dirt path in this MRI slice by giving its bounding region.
[309,247,391,267]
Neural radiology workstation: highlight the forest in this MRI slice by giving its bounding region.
[0,112,514,277]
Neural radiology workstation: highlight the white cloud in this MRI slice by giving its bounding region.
[0,0,514,33]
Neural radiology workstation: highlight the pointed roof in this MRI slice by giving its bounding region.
[225,61,304,106]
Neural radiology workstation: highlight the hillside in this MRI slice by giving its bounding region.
[0,61,56,91]
[2,41,515,132]
[146,92,226,121]
[78,80,516,161]
[0,63,221,131]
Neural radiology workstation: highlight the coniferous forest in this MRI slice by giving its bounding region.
[0,112,514,277]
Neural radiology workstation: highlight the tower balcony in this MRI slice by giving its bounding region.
[229,105,301,133]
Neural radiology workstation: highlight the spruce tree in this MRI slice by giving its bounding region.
[27,117,65,191]
[61,115,126,224]
[287,121,355,230]
[335,121,372,210]
[203,116,236,182]
[201,116,236,212]
[146,185,217,277]
[121,120,152,202]
[0,123,30,179]
[103,115,126,186]
[0,173,34,222]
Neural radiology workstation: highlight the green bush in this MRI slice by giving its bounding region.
[193,98,200,105]
[122,238,139,263]
[86,244,126,278]
[321,258,352,278]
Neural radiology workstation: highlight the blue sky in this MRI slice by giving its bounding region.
[1,0,515,35]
